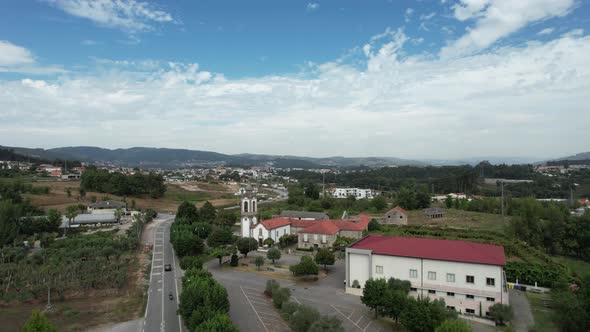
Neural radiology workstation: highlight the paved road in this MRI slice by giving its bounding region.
[143,215,184,332]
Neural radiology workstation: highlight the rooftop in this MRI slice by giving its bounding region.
[90,200,127,209]
[349,235,506,266]
[279,210,329,220]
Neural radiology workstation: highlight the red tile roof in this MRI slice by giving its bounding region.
[350,235,506,266]
[387,206,408,216]
[291,219,320,228]
[298,221,341,235]
[259,217,292,230]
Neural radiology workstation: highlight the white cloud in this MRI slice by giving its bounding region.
[0,40,35,66]
[45,0,175,33]
[81,39,98,45]
[306,3,319,11]
[441,0,575,58]
[404,8,414,22]
[1,31,589,158]
[420,12,436,20]
[538,28,555,35]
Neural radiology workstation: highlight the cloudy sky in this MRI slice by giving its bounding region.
[1,0,589,159]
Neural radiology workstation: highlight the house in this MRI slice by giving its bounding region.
[88,200,127,215]
[424,207,445,219]
[345,235,508,316]
[251,217,292,246]
[331,188,376,199]
[279,210,329,220]
[381,206,408,225]
[297,216,370,250]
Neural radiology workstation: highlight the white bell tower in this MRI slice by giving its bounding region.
[240,186,258,238]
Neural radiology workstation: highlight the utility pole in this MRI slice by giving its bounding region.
[501,181,505,225]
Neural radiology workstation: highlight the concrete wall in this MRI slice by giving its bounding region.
[381,210,408,225]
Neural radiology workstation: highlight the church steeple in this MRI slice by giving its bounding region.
[240,185,258,238]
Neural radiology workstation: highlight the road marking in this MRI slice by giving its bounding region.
[154,258,163,261]
[331,305,365,331]
[292,296,301,304]
[161,226,166,332]
[355,315,364,325]
[241,286,270,332]
[363,320,373,332]
[152,272,162,276]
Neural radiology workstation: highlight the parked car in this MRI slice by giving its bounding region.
[164,264,172,271]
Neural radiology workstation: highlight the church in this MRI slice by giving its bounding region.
[240,186,370,249]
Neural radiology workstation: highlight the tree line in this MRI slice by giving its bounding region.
[80,167,166,198]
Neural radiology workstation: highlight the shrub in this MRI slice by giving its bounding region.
[435,319,472,332]
[279,234,298,247]
[230,254,238,267]
[179,256,203,270]
[314,248,335,270]
[368,219,381,231]
[352,280,360,288]
[272,287,291,309]
[488,304,513,325]
[194,312,238,332]
[263,237,275,247]
[265,279,280,297]
[290,256,319,276]
[288,304,321,332]
[237,237,259,257]
[255,256,265,270]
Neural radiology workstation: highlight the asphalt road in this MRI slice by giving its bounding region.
[143,215,184,332]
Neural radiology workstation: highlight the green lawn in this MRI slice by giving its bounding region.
[526,292,558,332]
[553,256,590,278]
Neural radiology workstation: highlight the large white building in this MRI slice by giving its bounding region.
[331,188,376,199]
[346,235,508,317]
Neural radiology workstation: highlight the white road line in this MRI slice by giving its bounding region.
[355,314,364,325]
[241,286,269,332]
[331,305,365,331]
[348,309,355,319]
[292,296,301,304]
[161,226,166,332]
[154,258,163,261]
[363,320,373,332]
[152,272,162,276]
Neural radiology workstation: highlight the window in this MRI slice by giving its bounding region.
[376,265,383,274]
[243,201,248,212]
[466,309,475,314]
[486,297,495,302]
[447,306,455,310]
[410,287,417,292]
[446,273,455,283]
[446,292,455,297]
[485,312,491,317]
[321,235,327,243]
[259,228,263,236]
[428,271,436,280]
[283,229,286,235]
[314,234,318,241]
[428,289,436,294]
[466,275,475,284]
[275,231,279,238]
[303,234,308,242]
[486,278,495,286]
[466,294,474,299]
[409,269,418,279]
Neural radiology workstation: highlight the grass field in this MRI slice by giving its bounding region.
[24,180,239,212]
[553,256,590,277]
[408,208,508,233]
[526,292,558,332]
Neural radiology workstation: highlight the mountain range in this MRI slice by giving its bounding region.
[1,145,587,169]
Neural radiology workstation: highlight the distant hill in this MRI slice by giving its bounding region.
[554,152,590,161]
[1,145,424,168]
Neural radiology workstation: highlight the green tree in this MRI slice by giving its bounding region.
[272,287,291,309]
[210,246,232,265]
[200,201,217,223]
[435,319,472,332]
[371,195,387,211]
[207,227,234,248]
[361,278,391,318]
[22,309,58,332]
[78,187,86,199]
[368,219,381,231]
[308,315,344,332]
[400,297,451,332]
[237,237,259,257]
[66,187,72,197]
[195,312,238,332]
[216,210,237,227]
[396,187,417,210]
[255,256,265,270]
[445,195,453,209]
[114,207,124,223]
[179,256,203,270]
[289,304,321,332]
[303,182,320,200]
[314,248,335,270]
[131,199,136,210]
[46,209,61,231]
[64,205,79,234]
[267,247,281,264]
[193,222,212,239]
[289,255,319,277]
[177,201,198,221]
[488,303,513,326]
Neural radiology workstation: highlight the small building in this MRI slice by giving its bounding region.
[88,200,127,215]
[279,210,329,220]
[331,188,376,199]
[424,207,445,219]
[345,235,509,316]
[251,217,291,246]
[60,213,118,228]
[381,206,409,225]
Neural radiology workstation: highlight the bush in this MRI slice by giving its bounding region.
[194,312,238,332]
[488,304,513,325]
[290,256,319,276]
[309,315,344,332]
[288,304,321,332]
[265,279,280,297]
[23,309,57,332]
[230,254,238,267]
[255,256,265,270]
[179,256,203,270]
[279,234,298,247]
[237,237,259,257]
[435,319,472,332]
[263,237,275,247]
[368,219,381,231]
[272,287,291,309]
[314,248,335,270]
[352,280,360,288]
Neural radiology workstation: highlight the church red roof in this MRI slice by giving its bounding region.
[350,235,506,266]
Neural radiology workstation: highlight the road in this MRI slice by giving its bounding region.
[143,215,184,332]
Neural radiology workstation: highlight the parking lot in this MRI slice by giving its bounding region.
[240,286,290,332]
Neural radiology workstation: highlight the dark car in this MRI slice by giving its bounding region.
[164,264,172,271]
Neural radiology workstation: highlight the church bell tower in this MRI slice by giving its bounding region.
[240,186,258,238]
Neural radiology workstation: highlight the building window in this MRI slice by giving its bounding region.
[486,297,495,302]
[303,234,308,242]
[486,278,495,286]
[428,271,436,280]
[428,290,436,294]
[410,287,417,292]
[466,309,475,314]
[485,311,491,317]
[283,229,287,235]
[409,269,418,279]
[446,292,455,297]
[243,201,248,212]
[447,306,455,310]
[466,275,475,284]
[314,234,318,241]
[446,273,455,283]
[466,294,474,299]
[376,265,383,274]
[321,235,327,243]
[276,231,279,238]
[259,228,263,237]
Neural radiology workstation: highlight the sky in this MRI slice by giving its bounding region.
[0,0,589,160]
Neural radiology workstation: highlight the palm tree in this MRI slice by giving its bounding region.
[64,205,79,236]
[114,207,124,224]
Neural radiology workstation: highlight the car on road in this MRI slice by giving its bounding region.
[164,264,172,271]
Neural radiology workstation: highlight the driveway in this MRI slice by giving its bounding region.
[509,289,534,332]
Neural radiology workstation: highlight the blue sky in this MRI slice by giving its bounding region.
[1,0,589,159]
